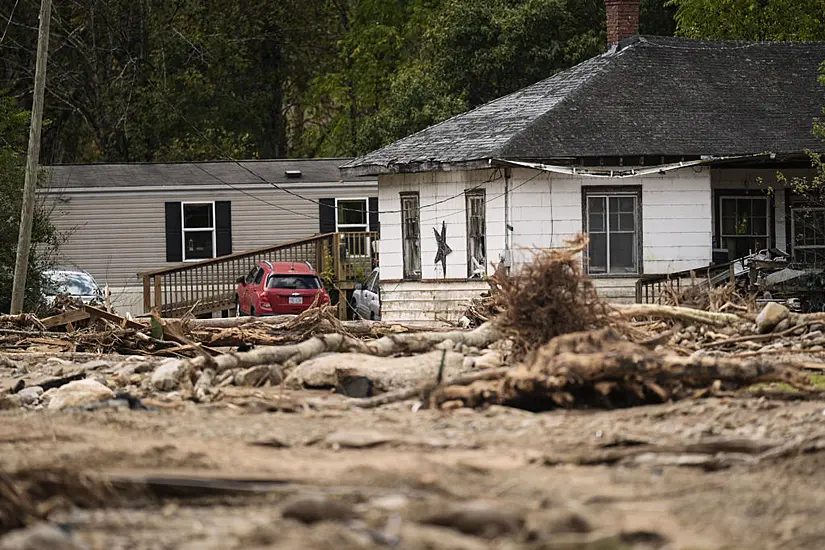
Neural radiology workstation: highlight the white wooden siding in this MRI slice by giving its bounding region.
[376,166,713,322]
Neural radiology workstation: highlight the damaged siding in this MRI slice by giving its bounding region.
[376,166,714,321]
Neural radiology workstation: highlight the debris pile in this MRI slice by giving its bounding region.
[489,236,612,355]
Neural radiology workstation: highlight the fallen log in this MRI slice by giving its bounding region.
[187,322,502,374]
[613,304,742,327]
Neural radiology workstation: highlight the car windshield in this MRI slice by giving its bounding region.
[267,275,321,290]
[45,272,98,296]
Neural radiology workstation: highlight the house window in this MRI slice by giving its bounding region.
[792,207,825,264]
[182,202,215,261]
[336,198,368,232]
[164,201,231,263]
[336,198,370,256]
[466,190,486,278]
[401,193,421,280]
[719,196,770,259]
[584,188,641,275]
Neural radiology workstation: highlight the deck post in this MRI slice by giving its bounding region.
[142,274,151,312]
[154,276,162,316]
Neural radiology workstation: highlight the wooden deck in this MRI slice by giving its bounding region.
[139,232,377,319]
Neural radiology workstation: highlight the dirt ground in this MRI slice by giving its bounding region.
[4,357,825,550]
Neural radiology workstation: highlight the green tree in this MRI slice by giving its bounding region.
[669,0,825,41]
[0,95,58,313]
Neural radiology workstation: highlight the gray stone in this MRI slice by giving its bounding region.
[47,379,115,410]
[151,358,186,391]
[756,302,790,334]
[0,523,86,550]
[326,429,397,449]
[79,359,111,370]
[17,386,43,405]
[804,330,823,340]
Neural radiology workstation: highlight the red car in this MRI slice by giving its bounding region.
[235,261,330,316]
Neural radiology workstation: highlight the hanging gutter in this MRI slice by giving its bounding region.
[491,154,769,178]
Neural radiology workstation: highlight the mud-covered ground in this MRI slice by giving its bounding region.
[3,352,825,550]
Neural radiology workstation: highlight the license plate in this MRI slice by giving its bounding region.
[289,296,303,305]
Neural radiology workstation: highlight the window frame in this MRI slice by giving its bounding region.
[400,192,422,280]
[334,197,369,232]
[791,206,825,264]
[582,186,643,276]
[465,189,487,278]
[181,201,216,262]
[713,190,774,261]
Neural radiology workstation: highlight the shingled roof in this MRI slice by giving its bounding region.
[45,158,360,190]
[342,36,825,176]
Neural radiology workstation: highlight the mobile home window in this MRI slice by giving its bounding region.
[584,189,640,275]
[718,196,770,259]
[182,202,215,261]
[792,207,825,264]
[336,198,368,232]
[401,193,421,280]
[466,190,486,278]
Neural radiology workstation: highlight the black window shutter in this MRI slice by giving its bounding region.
[165,202,182,263]
[368,197,379,233]
[215,201,232,256]
[319,198,336,233]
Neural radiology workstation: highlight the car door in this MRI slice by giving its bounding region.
[366,271,380,320]
[358,270,379,320]
[240,267,259,313]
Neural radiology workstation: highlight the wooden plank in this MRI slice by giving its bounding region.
[40,309,91,329]
[142,275,151,313]
[83,304,145,330]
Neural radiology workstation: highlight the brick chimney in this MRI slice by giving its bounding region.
[605,0,640,48]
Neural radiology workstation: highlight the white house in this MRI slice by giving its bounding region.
[341,0,825,323]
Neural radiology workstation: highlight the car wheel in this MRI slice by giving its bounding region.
[250,306,256,317]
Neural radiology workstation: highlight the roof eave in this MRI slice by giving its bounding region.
[340,159,495,177]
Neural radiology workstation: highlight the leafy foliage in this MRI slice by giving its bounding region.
[0,0,678,161]
[0,95,58,313]
[669,0,825,41]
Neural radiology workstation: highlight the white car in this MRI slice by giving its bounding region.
[43,269,102,306]
[353,268,380,321]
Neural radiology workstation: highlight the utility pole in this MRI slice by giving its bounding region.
[10,0,52,314]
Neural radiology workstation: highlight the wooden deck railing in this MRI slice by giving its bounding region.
[635,260,737,304]
[140,231,378,318]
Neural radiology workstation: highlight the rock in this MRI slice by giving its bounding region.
[17,386,43,405]
[151,358,186,391]
[281,496,356,524]
[804,330,823,340]
[462,356,476,370]
[419,501,524,539]
[0,523,86,550]
[47,379,115,410]
[79,359,111,370]
[326,429,397,449]
[756,302,789,334]
[773,318,791,333]
[458,316,472,328]
[233,365,273,387]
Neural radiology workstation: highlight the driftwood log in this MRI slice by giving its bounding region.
[187,322,502,374]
